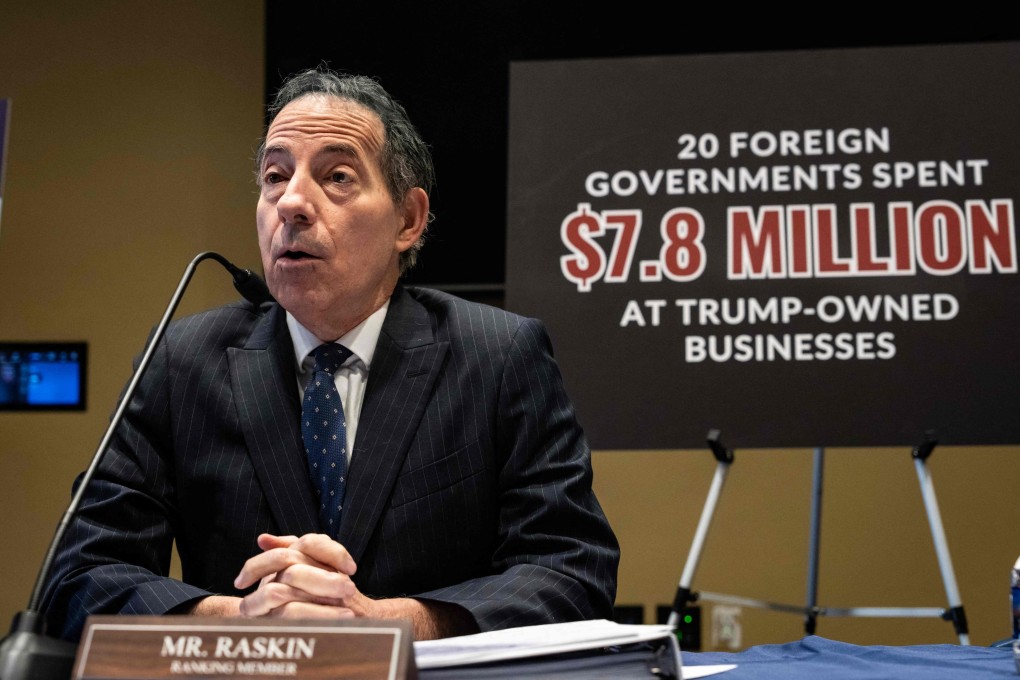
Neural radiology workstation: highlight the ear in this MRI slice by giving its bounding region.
[395,187,429,253]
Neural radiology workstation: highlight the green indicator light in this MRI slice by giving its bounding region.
[684,615,693,624]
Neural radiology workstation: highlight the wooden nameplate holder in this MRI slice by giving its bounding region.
[72,616,417,680]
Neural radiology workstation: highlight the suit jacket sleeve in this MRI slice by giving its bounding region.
[39,323,213,641]
[38,303,282,642]
[413,315,620,629]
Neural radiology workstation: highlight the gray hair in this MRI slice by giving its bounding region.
[256,66,435,275]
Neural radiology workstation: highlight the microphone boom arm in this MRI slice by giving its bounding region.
[1,251,269,680]
[28,251,246,611]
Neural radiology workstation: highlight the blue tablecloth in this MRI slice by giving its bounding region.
[685,635,1016,679]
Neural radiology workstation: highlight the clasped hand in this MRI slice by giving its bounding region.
[233,532,373,619]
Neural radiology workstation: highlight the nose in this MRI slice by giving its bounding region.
[276,171,317,225]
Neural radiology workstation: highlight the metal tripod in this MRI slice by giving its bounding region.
[666,430,970,645]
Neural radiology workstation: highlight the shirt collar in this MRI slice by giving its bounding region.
[286,299,390,374]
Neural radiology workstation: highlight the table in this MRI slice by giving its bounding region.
[685,635,1016,679]
[420,634,1015,679]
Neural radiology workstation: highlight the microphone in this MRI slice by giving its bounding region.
[205,251,275,306]
[0,251,273,680]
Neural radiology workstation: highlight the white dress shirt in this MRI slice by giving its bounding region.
[286,300,389,465]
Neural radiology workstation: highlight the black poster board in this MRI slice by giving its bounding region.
[506,42,1020,449]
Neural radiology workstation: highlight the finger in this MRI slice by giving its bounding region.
[256,534,350,574]
[257,533,299,551]
[288,534,358,576]
[238,581,347,617]
[238,582,306,617]
[270,562,358,600]
[266,601,357,620]
[234,546,325,590]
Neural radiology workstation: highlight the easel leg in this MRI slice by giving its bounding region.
[668,431,734,629]
[912,436,970,645]
[804,446,824,635]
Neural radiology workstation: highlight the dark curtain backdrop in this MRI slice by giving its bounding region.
[264,2,1018,304]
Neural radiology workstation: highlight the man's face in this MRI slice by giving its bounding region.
[256,94,426,339]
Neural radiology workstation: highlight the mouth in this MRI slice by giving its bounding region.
[278,248,317,262]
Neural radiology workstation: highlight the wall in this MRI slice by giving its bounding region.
[0,0,264,633]
[0,2,1014,652]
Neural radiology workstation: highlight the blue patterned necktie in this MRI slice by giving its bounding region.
[302,343,353,538]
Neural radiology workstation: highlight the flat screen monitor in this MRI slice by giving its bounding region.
[0,342,87,411]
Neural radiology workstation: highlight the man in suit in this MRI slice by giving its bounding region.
[41,67,620,641]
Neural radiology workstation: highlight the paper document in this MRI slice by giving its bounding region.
[414,619,735,678]
[684,665,738,679]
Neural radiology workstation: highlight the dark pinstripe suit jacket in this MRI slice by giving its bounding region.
[41,284,620,641]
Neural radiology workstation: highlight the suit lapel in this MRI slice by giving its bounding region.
[228,305,319,536]
[339,286,449,563]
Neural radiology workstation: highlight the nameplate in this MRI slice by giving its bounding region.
[72,616,417,680]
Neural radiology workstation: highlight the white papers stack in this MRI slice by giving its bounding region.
[413,619,674,669]
[414,619,737,678]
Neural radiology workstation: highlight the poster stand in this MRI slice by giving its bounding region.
[666,430,970,646]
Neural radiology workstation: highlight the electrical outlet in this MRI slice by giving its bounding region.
[711,605,742,650]
[656,605,701,651]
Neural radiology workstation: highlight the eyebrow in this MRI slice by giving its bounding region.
[262,143,361,165]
